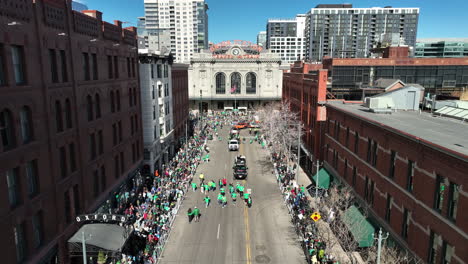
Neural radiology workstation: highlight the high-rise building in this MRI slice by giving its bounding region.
[415,39,468,58]
[0,1,141,263]
[71,0,88,11]
[257,31,266,47]
[142,0,209,63]
[266,15,307,63]
[305,4,419,61]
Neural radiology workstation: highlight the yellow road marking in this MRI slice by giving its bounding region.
[240,141,252,264]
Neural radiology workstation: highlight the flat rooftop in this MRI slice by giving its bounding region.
[327,101,468,159]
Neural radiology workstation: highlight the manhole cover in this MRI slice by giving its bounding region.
[255,255,271,263]
[256,245,266,250]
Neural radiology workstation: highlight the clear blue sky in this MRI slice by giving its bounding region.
[82,0,468,43]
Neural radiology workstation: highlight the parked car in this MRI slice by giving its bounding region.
[233,164,248,179]
[228,139,239,151]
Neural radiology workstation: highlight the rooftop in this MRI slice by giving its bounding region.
[327,101,468,159]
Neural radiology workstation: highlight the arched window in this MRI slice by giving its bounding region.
[65,99,72,129]
[86,95,93,121]
[0,109,16,150]
[95,94,101,118]
[110,91,115,113]
[55,100,63,132]
[215,73,226,94]
[20,106,33,144]
[246,72,257,94]
[230,72,241,94]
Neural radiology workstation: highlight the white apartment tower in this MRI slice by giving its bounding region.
[266,14,307,63]
[143,0,209,63]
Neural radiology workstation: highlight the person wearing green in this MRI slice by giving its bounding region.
[220,187,225,195]
[229,184,234,194]
[243,192,250,201]
[192,207,200,222]
[231,191,237,205]
[217,193,224,206]
[204,196,211,208]
[238,185,245,196]
[191,182,197,192]
[203,183,209,194]
[221,195,227,208]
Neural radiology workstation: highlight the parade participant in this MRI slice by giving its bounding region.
[243,191,250,204]
[191,182,197,192]
[204,196,211,208]
[220,187,225,196]
[199,173,205,183]
[193,207,200,222]
[217,193,224,205]
[229,183,235,194]
[238,184,245,197]
[221,195,227,208]
[222,177,227,186]
[187,208,193,223]
[231,191,237,205]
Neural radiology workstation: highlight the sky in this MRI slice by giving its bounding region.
[83,0,468,44]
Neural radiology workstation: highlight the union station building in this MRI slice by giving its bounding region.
[188,40,288,112]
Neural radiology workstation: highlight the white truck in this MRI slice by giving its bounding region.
[228,139,239,151]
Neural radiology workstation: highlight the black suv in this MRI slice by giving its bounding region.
[233,164,248,179]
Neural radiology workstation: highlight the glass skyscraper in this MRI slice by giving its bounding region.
[415,39,468,58]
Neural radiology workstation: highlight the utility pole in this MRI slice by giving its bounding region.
[82,231,87,264]
[376,228,389,264]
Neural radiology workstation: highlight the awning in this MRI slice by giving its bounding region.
[312,168,331,189]
[342,206,375,247]
[68,224,131,252]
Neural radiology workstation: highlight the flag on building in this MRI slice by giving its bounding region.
[230,84,237,93]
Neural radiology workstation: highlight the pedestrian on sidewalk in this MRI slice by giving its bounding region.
[187,208,193,223]
[193,207,200,222]
[204,196,211,208]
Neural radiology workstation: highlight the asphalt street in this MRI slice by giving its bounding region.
[159,124,305,264]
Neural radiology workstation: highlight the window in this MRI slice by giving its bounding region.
[158,84,162,97]
[164,64,168,78]
[98,130,103,155]
[402,208,409,240]
[26,160,39,197]
[116,90,121,111]
[120,152,124,173]
[152,85,155,99]
[14,223,26,262]
[69,143,76,172]
[93,94,101,119]
[0,44,6,85]
[345,128,350,147]
[153,106,156,120]
[59,146,67,178]
[100,166,106,192]
[92,53,98,80]
[73,185,80,215]
[0,109,16,150]
[352,166,357,186]
[86,95,93,121]
[130,116,134,135]
[20,106,34,144]
[6,167,20,207]
[118,121,122,142]
[107,55,113,79]
[157,64,162,78]
[55,101,63,132]
[428,230,438,263]
[441,240,453,264]
[65,99,72,129]
[60,50,68,82]
[354,132,359,153]
[89,133,96,160]
[114,56,119,78]
[32,211,44,248]
[385,194,392,222]
[49,49,58,83]
[230,72,241,94]
[131,58,135,77]
[110,91,115,113]
[83,52,90,80]
[127,57,131,78]
[133,88,138,106]
[447,182,459,221]
[93,170,99,197]
[389,150,396,178]
[112,124,117,146]
[11,45,26,84]
[406,160,414,192]
[64,190,71,223]
[114,155,119,179]
[344,159,348,179]
[246,72,256,94]
[129,88,133,107]
[151,64,154,79]
[164,83,169,97]
[434,174,445,212]
[335,122,340,140]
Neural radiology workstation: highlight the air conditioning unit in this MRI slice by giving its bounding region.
[365,97,395,111]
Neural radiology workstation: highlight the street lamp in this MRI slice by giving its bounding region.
[375,228,389,264]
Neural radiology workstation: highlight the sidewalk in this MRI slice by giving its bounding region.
[297,167,351,263]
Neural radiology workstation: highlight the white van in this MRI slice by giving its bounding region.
[228,139,239,151]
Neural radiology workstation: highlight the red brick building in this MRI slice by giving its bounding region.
[0,1,141,263]
[171,63,190,149]
[324,101,468,263]
[283,62,328,173]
